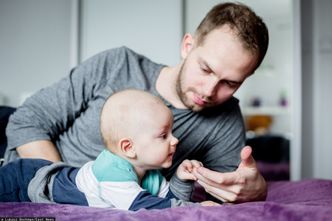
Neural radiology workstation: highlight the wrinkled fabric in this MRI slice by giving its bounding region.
[0,179,331,221]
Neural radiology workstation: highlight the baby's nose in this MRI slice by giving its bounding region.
[171,135,179,147]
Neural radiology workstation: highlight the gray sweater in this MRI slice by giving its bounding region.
[5,46,245,179]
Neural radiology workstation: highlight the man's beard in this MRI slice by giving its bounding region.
[175,61,205,112]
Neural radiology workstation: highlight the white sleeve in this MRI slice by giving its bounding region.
[76,161,144,209]
[98,181,143,210]
[157,177,170,198]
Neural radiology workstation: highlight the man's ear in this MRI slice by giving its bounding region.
[119,138,136,158]
[181,33,194,59]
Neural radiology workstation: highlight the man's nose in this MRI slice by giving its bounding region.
[203,77,219,98]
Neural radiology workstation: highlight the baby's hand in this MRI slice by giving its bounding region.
[176,159,203,181]
[200,200,220,207]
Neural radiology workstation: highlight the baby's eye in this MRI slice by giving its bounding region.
[160,133,168,139]
[200,66,211,74]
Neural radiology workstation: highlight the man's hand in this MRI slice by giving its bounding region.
[176,159,203,181]
[192,146,267,203]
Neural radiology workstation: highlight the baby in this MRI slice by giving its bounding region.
[0,89,217,210]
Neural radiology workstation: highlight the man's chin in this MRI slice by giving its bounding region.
[191,103,218,112]
[190,106,204,112]
[188,103,208,112]
[180,94,209,112]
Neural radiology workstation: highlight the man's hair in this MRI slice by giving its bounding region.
[195,2,269,69]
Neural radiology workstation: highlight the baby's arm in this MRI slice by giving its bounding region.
[172,160,220,207]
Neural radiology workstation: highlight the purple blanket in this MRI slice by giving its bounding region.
[1,179,331,221]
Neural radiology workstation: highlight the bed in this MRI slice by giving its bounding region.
[1,179,331,221]
[1,107,332,220]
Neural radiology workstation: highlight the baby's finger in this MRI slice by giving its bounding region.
[190,160,203,168]
[181,159,194,171]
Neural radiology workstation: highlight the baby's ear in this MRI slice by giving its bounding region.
[119,138,136,158]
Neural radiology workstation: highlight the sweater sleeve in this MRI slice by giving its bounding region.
[5,50,116,161]
[168,173,194,201]
[128,175,197,210]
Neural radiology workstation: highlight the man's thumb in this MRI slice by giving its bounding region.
[240,146,255,168]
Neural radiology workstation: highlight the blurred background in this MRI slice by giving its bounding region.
[0,0,331,180]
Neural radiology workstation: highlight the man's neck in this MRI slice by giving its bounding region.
[156,64,187,109]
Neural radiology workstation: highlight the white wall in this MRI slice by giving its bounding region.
[301,0,332,180]
[312,0,332,179]
[0,0,183,107]
[0,0,73,107]
[80,0,183,66]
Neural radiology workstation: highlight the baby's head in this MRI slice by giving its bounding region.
[100,89,178,169]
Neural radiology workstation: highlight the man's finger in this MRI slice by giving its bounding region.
[182,173,197,180]
[239,146,256,168]
[191,160,203,168]
[194,169,243,194]
[193,167,238,186]
[197,180,236,203]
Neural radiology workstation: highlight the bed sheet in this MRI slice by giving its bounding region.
[0,179,331,221]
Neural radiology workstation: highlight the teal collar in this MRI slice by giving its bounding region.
[92,150,163,196]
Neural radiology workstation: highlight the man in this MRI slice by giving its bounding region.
[4,2,268,203]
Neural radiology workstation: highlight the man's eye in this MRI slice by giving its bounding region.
[225,81,238,88]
